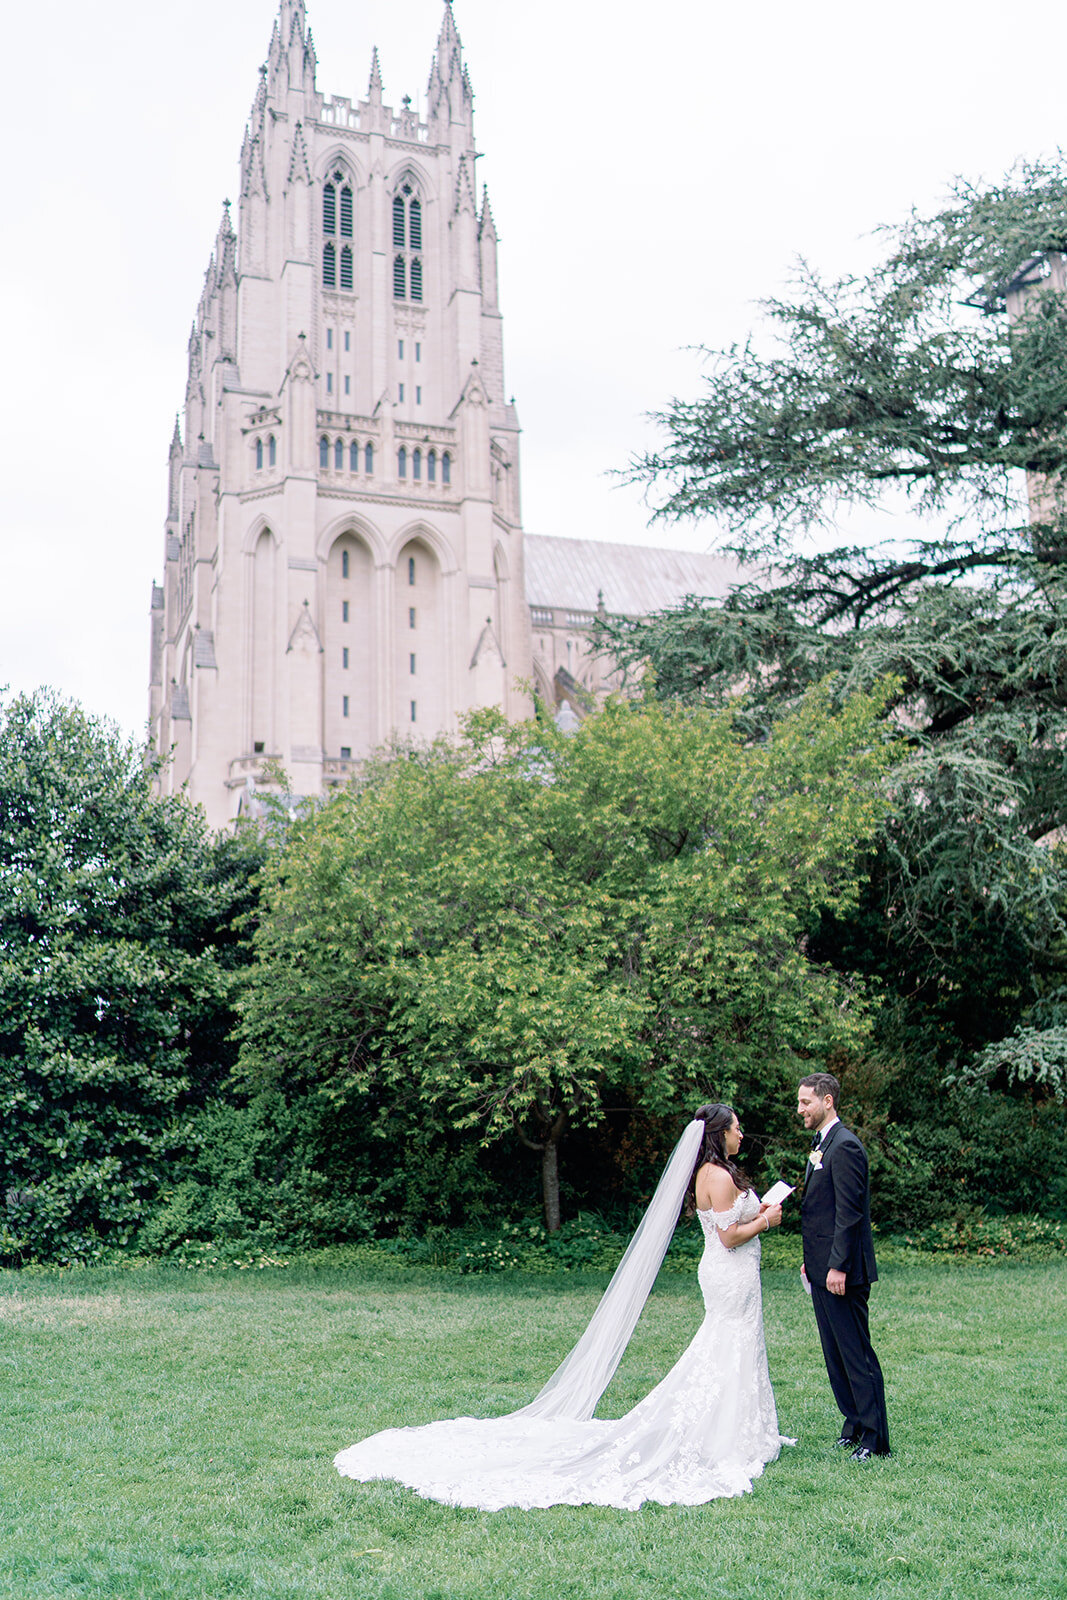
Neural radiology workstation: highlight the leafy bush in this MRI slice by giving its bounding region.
[0,692,262,1266]
[898,1214,1067,1259]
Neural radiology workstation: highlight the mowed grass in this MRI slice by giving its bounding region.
[0,1256,1064,1600]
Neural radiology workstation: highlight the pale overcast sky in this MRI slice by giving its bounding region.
[2,0,1065,738]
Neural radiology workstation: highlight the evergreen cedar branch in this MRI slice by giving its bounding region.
[597,158,1067,1103]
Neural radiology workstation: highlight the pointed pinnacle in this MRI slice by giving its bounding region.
[439,0,462,52]
[368,45,383,93]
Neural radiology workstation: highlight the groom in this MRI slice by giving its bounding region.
[797,1073,890,1461]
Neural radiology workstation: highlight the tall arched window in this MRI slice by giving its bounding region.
[428,450,437,484]
[365,441,374,475]
[342,548,350,578]
[255,438,263,470]
[413,448,422,482]
[319,436,329,469]
[268,436,276,467]
[350,439,360,472]
[334,438,344,471]
[398,446,407,479]
[392,183,423,302]
[442,452,452,486]
[323,170,354,292]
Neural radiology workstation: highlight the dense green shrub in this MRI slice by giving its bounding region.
[135,1084,512,1257]
[898,1213,1067,1259]
[0,692,261,1265]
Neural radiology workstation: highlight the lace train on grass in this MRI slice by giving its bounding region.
[334,1134,791,1510]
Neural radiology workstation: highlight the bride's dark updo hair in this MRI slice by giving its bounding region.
[683,1102,752,1218]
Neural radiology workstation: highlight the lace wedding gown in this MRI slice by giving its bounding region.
[334,1189,789,1510]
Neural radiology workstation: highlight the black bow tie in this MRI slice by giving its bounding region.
[811,1131,822,1150]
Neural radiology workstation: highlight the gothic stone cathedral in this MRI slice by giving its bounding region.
[149,1,733,829]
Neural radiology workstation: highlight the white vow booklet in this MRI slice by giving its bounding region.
[761,1180,794,1207]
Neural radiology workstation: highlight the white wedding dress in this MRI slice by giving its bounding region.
[334,1188,789,1510]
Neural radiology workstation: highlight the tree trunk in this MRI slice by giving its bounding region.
[517,1104,570,1232]
[542,1137,561,1234]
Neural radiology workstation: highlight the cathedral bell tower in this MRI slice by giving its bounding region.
[149,0,530,827]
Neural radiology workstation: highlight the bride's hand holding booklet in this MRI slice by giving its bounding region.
[760,1180,794,1208]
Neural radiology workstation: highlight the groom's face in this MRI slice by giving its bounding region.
[797,1087,835,1131]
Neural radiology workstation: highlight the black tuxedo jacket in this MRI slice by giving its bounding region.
[800,1122,878,1287]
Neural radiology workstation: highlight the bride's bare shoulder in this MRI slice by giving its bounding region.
[695,1161,740,1210]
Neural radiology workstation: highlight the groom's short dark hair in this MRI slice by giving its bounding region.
[799,1072,841,1108]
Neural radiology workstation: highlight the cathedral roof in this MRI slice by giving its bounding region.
[523,535,737,619]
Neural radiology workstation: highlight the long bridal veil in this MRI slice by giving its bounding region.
[335,1117,790,1508]
[514,1118,705,1421]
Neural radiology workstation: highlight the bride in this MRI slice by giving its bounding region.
[334,1102,789,1509]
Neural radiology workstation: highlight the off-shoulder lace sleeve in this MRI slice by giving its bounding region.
[708,1195,746,1228]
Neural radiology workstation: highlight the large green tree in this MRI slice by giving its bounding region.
[600,161,1067,1113]
[0,691,261,1262]
[238,689,890,1229]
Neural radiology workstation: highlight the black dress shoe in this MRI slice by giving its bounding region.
[834,1435,858,1448]
[849,1445,874,1462]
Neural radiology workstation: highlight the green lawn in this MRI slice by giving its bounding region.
[1,1258,1064,1600]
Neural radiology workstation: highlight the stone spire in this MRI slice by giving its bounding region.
[428,1,474,135]
[167,417,183,519]
[288,122,311,186]
[368,45,383,101]
[279,0,307,49]
[214,201,237,285]
[267,0,317,98]
[454,153,477,217]
[479,187,499,310]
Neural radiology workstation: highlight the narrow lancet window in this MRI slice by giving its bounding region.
[255,439,263,469]
[340,186,353,237]
[392,184,425,303]
[350,440,359,472]
[398,446,407,479]
[319,436,329,469]
[364,442,374,474]
[335,438,344,470]
[323,242,336,288]
[323,182,336,235]
[340,246,353,291]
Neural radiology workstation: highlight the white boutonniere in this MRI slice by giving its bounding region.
[808,1149,824,1171]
